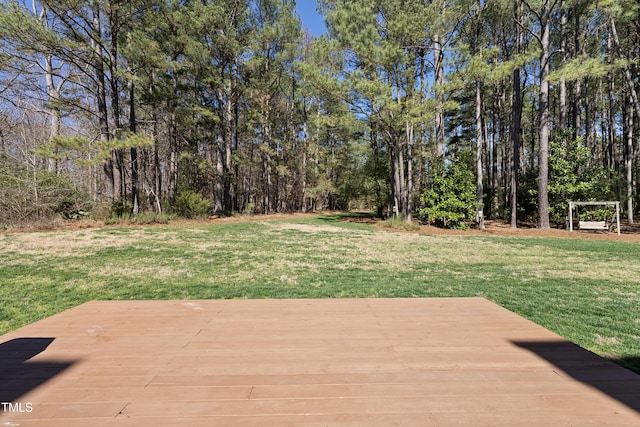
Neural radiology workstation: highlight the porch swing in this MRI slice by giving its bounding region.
[568,201,621,235]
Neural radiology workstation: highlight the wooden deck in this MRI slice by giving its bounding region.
[1,298,639,426]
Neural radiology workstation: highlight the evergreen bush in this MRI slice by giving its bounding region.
[172,189,212,218]
[419,155,476,229]
[548,131,610,224]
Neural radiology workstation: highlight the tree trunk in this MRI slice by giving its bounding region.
[572,8,581,140]
[607,57,617,171]
[390,136,400,217]
[92,2,113,202]
[610,17,640,124]
[129,77,140,214]
[397,137,406,219]
[559,0,567,128]
[224,75,234,212]
[151,83,162,213]
[406,121,414,223]
[584,79,592,149]
[215,135,224,213]
[108,16,124,203]
[215,82,230,214]
[168,71,179,202]
[511,68,522,228]
[495,83,505,219]
[301,99,309,213]
[510,0,523,228]
[433,33,445,157]
[537,0,551,229]
[475,79,485,229]
[626,94,635,224]
[233,73,240,212]
[264,110,273,214]
[44,54,60,174]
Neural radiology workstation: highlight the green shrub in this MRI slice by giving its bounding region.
[419,155,476,230]
[244,202,256,216]
[56,200,90,219]
[109,201,130,218]
[172,190,212,218]
[577,207,616,222]
[548,131,610,224]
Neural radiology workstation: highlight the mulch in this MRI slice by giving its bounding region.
[5,212,640,243]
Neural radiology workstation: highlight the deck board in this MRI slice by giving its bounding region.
[1,298,639,426]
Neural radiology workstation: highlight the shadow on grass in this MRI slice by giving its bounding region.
[0,338,75,403]
[514,340,640,414]
[619,357,640,376]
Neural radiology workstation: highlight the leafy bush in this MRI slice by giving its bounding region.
[419,155,476,230]
[244,202,256,216]
[109,201,130,218]
[56,200,90,219]
[548,131,610,224]
[517,132,612,226]
[172,190,212,218]
[577,207,615,222]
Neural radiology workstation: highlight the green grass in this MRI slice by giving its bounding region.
[1,213,639,373]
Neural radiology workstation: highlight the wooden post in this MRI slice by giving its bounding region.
[569,202,574,232]
[615,201,621,236]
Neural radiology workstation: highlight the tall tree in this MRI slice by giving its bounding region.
[511,0,524,228]
[522,0,559,228]
[604,0,640,222]
[319,0,439,221]
[0,1,71,173]
[247,0,301,213]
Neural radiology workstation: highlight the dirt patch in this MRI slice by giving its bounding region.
[272,222,350,234]
[0,228,153,257]
[1,212,320,233]
[340,216,378,224]
[595,334,622,346]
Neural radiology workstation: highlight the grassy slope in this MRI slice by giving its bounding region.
[1,213,638,372]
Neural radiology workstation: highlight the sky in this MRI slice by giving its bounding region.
[295,1,327,37]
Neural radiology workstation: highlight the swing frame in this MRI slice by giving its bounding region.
[568,201,621,236]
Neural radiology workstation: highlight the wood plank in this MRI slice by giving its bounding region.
[1,298,639,426]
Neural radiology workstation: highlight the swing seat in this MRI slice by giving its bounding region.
[578,220,608,231]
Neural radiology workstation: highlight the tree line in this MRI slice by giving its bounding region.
[0,0,638,228]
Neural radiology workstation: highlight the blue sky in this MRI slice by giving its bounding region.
[295,1,327,37]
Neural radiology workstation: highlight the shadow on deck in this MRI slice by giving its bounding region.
[0,338,75,403]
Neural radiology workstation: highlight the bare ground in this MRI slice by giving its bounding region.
[339,213,640,242]
[414,220,640,243]
[4,211,640,243]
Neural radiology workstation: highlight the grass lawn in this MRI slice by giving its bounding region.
[1,213,639,373]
